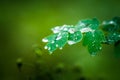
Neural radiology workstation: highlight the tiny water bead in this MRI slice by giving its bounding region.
[42,38,48,42]
[42,17,120,55]
[80,27,93,33]
[102,17,120,46]
[68,28,75,34]
[68,41,76,45]
[51,26,61,33]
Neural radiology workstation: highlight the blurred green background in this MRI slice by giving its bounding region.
[0,0,120,80]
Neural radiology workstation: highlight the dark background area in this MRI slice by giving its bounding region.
[0,0,120,80]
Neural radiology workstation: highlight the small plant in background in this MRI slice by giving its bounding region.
[16,58,23,72]
[42,17,120,56]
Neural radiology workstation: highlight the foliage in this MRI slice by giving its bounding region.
[42,17,120,55]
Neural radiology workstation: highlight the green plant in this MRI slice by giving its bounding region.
[42,17,120,56]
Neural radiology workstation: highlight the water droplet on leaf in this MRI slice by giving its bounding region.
[68,41,76,45]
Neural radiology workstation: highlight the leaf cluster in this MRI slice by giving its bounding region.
[42,17,120,55]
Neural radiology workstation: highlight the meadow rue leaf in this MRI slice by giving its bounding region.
[83,30,105,55]
[102,17,120,33]
[88,42,102,56]
[75,18,99,31]
[45,42,57,54]
[102,17,120,44]
[105,32,120,44]
[68,31,83,45]
[43,32,68,54]
[42,34,58,43]
[102,19,117,32]
[55,32,68,49]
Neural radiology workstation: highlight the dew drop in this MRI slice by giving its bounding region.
[42,38,48,42]
[109,21,115,24]
[48,47,51,50]
[59,47,63,50]
[50,51,53,54]
[118,35,120,37]
[51,41,55,43]
[62,24,67,28]
[63,27,68,31]
[99,47,102,50]
[68,41,76,45]
[44,46,48,49]
[55,26,60,29]
[80,28,93,33]
[68,28,75,34]
[56,44,59,47]
[56,36,62,40]
[51,26,61,33]
[80,22,86,26]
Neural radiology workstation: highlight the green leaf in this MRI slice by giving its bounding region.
[42,34,58,43]
[43,32,68,54]
[102,20,117,32]
[75,18,99,30]
[105,32,120,44]
[43,24,84,54]
[88,42,102,55]
[83,32,94,46]
[45,42,57,53]
[83,30,105,55]
[42,17,120,56]
[55,32,68,48]
[102,17,120,44]
[68,31,83,45]
[102,17,120,32]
